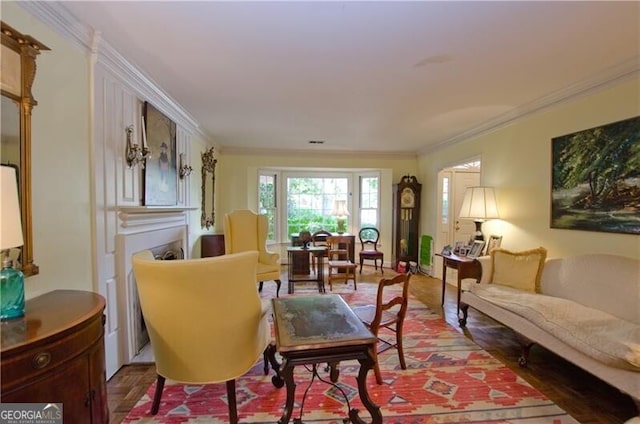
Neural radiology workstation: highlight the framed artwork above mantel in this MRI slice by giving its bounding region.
[143,102,178,206]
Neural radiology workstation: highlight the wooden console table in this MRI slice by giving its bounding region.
[436,253,482,317]
[1,290,108,423]
[267,294,381,424]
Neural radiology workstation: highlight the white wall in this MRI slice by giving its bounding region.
[419,77,640,260]
[214,150,418,261]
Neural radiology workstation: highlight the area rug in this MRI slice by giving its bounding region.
[123,281,579,423]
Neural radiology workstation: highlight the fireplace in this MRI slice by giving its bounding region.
[116,207,189,364]
[130,242,184,357]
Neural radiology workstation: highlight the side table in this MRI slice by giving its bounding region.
[267,294,381,424]
[287,246,327,294]
[436,253,482,318]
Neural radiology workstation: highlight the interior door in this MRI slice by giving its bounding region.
[435,167,480,280]
[453,171,480,246]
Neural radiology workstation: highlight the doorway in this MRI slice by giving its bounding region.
[435,159,481,282]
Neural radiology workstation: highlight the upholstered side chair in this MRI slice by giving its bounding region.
[131,250,271,423]
[224,209,282,297]
[352,273,411,384]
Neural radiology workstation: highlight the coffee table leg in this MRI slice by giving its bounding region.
[349,355,382,424]
[278,359,296,424]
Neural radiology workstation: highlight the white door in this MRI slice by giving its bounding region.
[435,166,480,282]
[453,171,480,246]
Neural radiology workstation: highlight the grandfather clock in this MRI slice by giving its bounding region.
[393,175,421,270]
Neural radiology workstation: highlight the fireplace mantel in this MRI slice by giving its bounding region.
[118,206,197,230]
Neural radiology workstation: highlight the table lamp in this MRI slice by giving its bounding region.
[458,186,499,241]
[334,200,350,234]
[1,166,25,320]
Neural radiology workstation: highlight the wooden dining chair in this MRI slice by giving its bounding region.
[326,235,358,291]
[352,273,411,384]
[311,230,332,275]
[358,227,384,274]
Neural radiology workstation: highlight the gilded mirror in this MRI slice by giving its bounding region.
[1,22,49,276]
[201,147,217,229]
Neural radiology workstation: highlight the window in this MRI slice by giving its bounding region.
[286,175,350,236]
[359,175,379,228]
[258,169,382,242]
[258,172,277,241]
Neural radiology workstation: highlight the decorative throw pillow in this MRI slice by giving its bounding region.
[490,247,547,293]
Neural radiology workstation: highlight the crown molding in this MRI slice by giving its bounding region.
[219,145,418,159]
[420,57,640,155]
[18,1,205,137]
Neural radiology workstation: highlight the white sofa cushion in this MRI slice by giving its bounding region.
[470,283,640,371]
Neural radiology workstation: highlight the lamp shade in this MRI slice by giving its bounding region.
[334,199,350,217]
[458,186,499,221]
[1,166,24,250]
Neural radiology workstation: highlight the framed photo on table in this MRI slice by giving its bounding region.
[468,240,486,259]
[485,235,503,255]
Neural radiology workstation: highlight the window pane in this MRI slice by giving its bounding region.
[287,176,348,236]
[360,175,379,228]
[259,173,276,240]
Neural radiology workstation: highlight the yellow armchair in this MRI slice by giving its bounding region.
[131,250,271,423]
[224,209,282,297]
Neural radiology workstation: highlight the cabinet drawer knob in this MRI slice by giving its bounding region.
[32,352,51,369]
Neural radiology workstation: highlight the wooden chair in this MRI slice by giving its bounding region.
[352,273,411,384]
[224,209,282,297]
[311,230,331,275]
[358,227,384,274]
[131,250,272,423]
[326,235,358,291]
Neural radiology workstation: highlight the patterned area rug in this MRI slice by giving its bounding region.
[123,281,578,423]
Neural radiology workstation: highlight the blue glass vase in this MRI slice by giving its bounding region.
[1,264,25,320]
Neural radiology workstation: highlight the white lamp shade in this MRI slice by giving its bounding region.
[333,199,350,217]
[1,166,24,250]
[458,186,499,220]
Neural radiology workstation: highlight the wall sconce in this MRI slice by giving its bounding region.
[333,199,350,234]
[458,186,500,241]
[125,124,151,168]
[178,153,193,179]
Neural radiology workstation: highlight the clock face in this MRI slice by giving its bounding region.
[401,187,415,208]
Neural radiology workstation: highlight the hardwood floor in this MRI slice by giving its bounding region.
[106,267,638,423]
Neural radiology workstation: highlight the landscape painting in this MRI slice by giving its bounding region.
[551,116,640,235]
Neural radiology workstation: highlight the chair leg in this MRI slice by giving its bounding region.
[396,324,407,370]
[226,379,239,424]
[359,257,364,274]
[150,374,166,414]
[274,279,282,297]
[371,344,383,385]
[258,281,264,292]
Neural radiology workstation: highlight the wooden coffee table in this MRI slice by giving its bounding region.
[266,294,381,424]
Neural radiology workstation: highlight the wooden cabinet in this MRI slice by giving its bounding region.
[1,290,108,423]
[393,175,421,269]
[201,233,225,257]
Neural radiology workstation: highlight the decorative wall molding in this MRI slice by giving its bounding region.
[420,58,640,154]
[19,1,203,137]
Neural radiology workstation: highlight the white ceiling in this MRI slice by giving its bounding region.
[60,1,639,154]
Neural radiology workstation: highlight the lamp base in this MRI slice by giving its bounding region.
[1,265,25,321]
[473,221,484,241]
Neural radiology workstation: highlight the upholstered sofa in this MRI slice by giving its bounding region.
[459,250,640,411]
